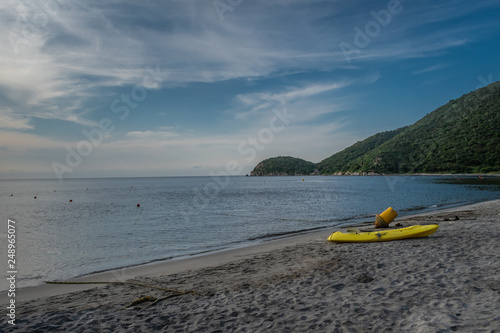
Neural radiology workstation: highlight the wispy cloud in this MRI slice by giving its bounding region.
[1,0,499,178]
[233,70,380,123]
[126,130,178,139]
[1,0,490,129]
[412,64,448,75]
[0,107,33,130]
[234,82,347,119]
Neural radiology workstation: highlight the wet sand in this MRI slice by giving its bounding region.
[3,199,500,332]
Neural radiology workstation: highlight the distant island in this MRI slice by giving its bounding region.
[251,156,317,176]
[251,82,500,176]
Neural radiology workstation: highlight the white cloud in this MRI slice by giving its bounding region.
[0,131,65,150]
[0,0,491,130]
[234,82,347,120]
[412,64,448,75]
[126,130,178,139]
[77,118,357,176]
[0,108,33,130]
[233,71,380,123]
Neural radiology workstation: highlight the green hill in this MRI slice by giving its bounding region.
[315,126,408,174]
[250,156,316,176]
[250,82,500,175]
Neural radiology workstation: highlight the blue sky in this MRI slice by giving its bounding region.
[1,0,499,179]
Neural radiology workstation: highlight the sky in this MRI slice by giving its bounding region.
[0,0,499,179]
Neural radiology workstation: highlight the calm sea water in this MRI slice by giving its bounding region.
[1,175,499,291]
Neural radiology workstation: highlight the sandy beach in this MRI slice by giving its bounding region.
[3,199,500,332]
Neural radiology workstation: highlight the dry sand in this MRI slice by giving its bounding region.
[3,199,500,332]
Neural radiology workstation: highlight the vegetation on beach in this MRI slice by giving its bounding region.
[251,82,500,175]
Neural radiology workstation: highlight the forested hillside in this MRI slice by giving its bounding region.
[250,156,316,176]
[251,82,500,175]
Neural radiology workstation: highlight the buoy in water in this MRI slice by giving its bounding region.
[34,196,37,199]
[137,204,140,207]
[69,199,73,202]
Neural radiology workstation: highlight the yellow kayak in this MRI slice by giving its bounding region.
[327,224,439,243]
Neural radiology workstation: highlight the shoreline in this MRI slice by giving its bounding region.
[3,198,500,331]
[2,197,492,302]
[4,225,338,305]
[3,198,499,305]
[250,173,500,177]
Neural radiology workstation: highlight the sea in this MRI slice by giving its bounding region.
[1,175,500,291]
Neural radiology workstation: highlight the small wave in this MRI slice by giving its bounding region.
[399,205,431,212]
[246,226,334,241]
